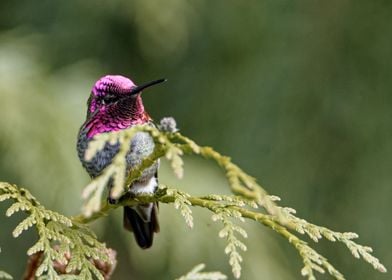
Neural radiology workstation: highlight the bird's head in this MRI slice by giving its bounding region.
[87,75,165,117]
[84,75,165,137]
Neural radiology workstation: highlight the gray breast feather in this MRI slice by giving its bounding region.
[77,130,158,181]
[77,129,119,178]
[127,132,159,182]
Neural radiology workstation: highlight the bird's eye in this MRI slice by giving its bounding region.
[100,95,118,105]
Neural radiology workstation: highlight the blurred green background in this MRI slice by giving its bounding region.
[0,1,391,279]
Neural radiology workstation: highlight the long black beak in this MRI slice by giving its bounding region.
[129,78,167,96]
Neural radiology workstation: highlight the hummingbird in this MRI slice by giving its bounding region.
[77,75,166,249]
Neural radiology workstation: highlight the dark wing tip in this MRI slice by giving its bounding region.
[123,206,156,249]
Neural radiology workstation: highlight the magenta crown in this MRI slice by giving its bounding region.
[92,75,166,98]
[92,75,136,97]
[88,75,165,114]
[84,75,166,138]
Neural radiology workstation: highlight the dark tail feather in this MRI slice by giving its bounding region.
[123,204,159,249]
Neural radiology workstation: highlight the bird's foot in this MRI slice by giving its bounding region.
[107,196,119,205]
[118,192,135,203]
[107,192,136,205]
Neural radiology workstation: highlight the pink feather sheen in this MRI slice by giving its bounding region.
[89,75,136,114]
[85,115,148,138]
[92,75,136,97]
[85,75,151,138]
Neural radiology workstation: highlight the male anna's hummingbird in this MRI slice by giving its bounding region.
[77,75,165,249]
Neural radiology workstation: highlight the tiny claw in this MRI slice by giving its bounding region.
[107,196,119,205]
[119,192,134,203]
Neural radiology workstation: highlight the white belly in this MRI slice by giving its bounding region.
[130,176,157,195]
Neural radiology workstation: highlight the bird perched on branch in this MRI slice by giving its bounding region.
[77,75,166,249]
